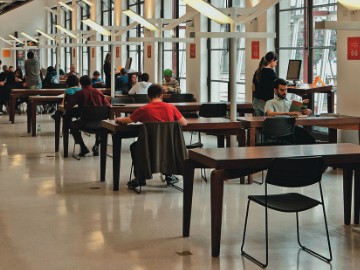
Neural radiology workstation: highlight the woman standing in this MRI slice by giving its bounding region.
[252,51,278,116]
[103,53,111,88]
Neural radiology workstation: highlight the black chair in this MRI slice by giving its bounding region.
[130,121,187,193]
[257,117,296,145]
[168,93,195,103]
[294,126,317,144]
[241,156,332,268]
[187,103,228,181]
[71,106,110,159]
[133,94,149,103]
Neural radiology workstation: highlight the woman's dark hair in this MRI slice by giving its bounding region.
[14,68,23,79]
[47,66,55,72]
[66,75,79,87]
[254,57,267,82]
[264,51,278,64]
[80,75,92,86]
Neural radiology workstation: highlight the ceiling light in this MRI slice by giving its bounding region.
[82,19,111,36]
[184,0,235,24]
[0,36,12,45]
[58,1,74,12]
[8,34,23,44]
[338,0,360,10]
[36,29,55,41]
[81,0,93,6]
[123,10,159,31]
[21,32,38,43]
[55,25,78,39]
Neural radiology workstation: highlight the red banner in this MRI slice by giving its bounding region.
[190,43,196,58]
[72,48,75,58]
[348,37,360,60]
[92,48,95,58]
[116,47,120,58]
[251,41,260,59]
[147,45,151,58]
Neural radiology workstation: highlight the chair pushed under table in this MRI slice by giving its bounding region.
[241,156,332,268]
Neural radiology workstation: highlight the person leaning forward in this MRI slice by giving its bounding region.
[115,83,187,189]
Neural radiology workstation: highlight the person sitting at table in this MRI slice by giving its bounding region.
[115,83,187,189]
[128,73,151,95]
[162,68,181,94]
[42,66,60,88]
[65,75,110,157]
[66,64,79,77]
[115,68,129,94]
[264,78,312,117]
[91,70,105,88]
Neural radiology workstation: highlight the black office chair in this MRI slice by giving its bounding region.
[168,93,195,103]
[129,121,187,193]
[71,106,110,160]
[187,103,228,181]
[294,126,317,144]
[133,94,149,103]
[241,156,332,268]
[257,117,296,145]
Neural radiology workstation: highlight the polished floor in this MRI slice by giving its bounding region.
[0,114,359,270]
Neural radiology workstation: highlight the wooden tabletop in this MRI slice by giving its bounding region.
[287,84,333,94]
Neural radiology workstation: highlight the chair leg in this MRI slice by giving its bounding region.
[201,168,207,182]
[72,143,81,160]
[241,200,269,268]
[296,210,332,262]
[253,170,265,185]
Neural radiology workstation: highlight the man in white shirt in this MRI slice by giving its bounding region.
[128,73,152,95]
[264,78,311,116]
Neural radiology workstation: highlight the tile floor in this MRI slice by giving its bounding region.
[0,114,359,270]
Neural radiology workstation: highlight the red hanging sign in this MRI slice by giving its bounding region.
[348,37,360,60]
[116,47,120,58]
[147,45,151,58]
[251,41,260,59]
[190,43,196,58]
[92,48,95,58]
[72,48,76,57]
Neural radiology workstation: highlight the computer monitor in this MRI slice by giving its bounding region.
[125,57,132,70]
[286,59,302,84]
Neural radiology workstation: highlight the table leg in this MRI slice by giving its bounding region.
[211,169,225,257]
[31,101,37,136]
[100,129,108,182]
[343,168,353,225]
[112,133,122,191]
[10,94,16,123]
[354,168,360,224]
[183,159,195,237]
[328,91,334,113]
[54,111,61,152]
[248,128,256,146]
[62,115,70,158]
[27,100,32,133]
[217,135,225,148]
[328,128,337,143]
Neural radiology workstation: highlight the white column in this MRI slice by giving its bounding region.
[71,0,78,70]
[144,0,156,83]
[89,0,97,74]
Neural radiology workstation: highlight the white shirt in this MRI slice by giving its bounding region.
[128,81,152,95]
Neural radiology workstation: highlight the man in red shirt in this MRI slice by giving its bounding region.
[116,83,187,188]
[65,75,110,156]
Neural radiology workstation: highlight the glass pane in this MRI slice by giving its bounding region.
[280,0,305,9]
[278,9,305,48]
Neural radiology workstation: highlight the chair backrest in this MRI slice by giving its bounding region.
[169,93,195,103]
[199,103,227,118]
[262,117,296,144]
[133,94,149,103]
[111,96,135,105]
[80,106,110,122]
[266,156,324,188]
[294,126,317,144]
[134,122,187,180]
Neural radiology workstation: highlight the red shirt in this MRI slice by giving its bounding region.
[65,86,110,111]
[130,101,183,123]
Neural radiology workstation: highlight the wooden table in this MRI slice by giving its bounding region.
[287,84,334,113]
[27,96,63,136]
[100,118,243,191]
[238,115,360,146]
[110,102,254,118]
[182,144,360,257]
[9,88,110,124]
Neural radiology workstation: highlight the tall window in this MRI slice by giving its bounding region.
[277,0,337,114]
[208,0,246,102]
[79,1,91,75]
[100,0,113,73]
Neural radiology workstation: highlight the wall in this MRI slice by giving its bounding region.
[0,0,47,67]
[337,4,360,143]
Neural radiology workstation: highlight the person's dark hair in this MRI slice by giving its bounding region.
[80,75,92,87]
[66,74,79,87]
[273,78,287,89]
[14,68,23,79]
[255,56,266,82]
[27,51,34,59]
[264,51,278,65]
[9,66,13,70]
[93,70,100,76]
[120,68,128,75]
[140,73,149,82]
[47,66,55,72]
[147,84,162,99]
[2,65,8,71]
[105,52,111,62]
